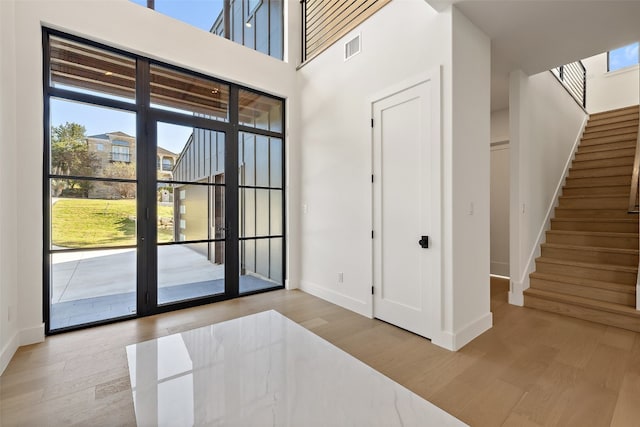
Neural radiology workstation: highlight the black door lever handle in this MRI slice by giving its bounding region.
[418,236,429,249]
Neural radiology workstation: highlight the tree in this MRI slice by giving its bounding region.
[103,162,136,199]
[50,122,100,197]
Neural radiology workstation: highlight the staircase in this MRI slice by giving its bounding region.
[524,105,640,332]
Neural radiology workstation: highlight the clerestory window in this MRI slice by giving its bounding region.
[608,42,639,72]
[130,0,283,60]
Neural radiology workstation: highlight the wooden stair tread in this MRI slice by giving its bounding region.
[559,194,628,199]
[524,288,640,317]
[554,209,633,217]
[530,272,635,293]
[575,146,635,157]
[568,165,632,177]
[578,139,638,152]
[584,121,639,133]
[547,230,639,239]
[577,143,636,151]
[571,157,635,168]
[564,177,631,188]
[563,184,628,190]
[582,129,637,141]
[541,242,639,255]
[535,256,638,273]
[551,217,637,223]
[562,187,629,196]
[589,105,640,120]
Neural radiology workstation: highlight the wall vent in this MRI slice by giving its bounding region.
[344,34,361,61]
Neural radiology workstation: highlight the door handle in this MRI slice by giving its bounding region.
[418,236,429,249]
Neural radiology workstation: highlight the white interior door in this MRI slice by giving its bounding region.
[372,80,438,339]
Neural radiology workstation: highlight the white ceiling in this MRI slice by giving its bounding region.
[426,0,640,111]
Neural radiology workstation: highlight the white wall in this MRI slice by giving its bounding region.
[490,109,510,277]
[0,0,21,375]
[509,70,588,305]
[298,1,491,350]
[491,108,509,144]
[449,7,492,348]
[490,144,510,277]
[583,52,639,113]
[2,0,300,371]
[298,0,452,326]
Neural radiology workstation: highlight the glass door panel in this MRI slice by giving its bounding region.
[156,122,227,305]
[238,132,284,293]
[48,99,137,330]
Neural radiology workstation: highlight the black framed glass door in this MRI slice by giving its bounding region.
[154,122,229,306]
[44,29,285,333]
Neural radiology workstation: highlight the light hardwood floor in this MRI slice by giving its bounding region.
[1,278,639,426]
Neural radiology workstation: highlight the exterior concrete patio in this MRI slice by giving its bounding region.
[50,244,277,329]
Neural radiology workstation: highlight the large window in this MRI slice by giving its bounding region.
[44,30,285,333]
[608,42,639,72]
[130,0,283,60]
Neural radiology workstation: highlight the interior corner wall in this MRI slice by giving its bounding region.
[0,0,20,375]
[10,0,298,357]
[448,7,492,349]
[297,0,453,325]
[490,109,510,278]
[490,144,510,277]
[509,70,588,305]
[491,108,509,144]
[583,53,640,114]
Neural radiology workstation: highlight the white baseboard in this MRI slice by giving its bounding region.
[509,279,524,306]
[431,331,455,351]
[0,323,44,375]
[21,323,45,346]
[453,312,493,350]
[299,280,371,318]
[285,279,299,290]
[431,312,493,351]
[0,331,20,375]
[490,261,509,277]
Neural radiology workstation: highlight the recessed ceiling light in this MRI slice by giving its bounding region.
[105,71,113,76]
[211,88,219,94]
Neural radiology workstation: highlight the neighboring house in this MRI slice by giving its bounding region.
[85,131,178,199]
[157,146,177,181]
[86,131,136,199]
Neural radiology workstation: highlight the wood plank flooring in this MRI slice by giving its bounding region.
[1,278,639,426]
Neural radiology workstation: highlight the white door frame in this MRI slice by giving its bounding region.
[367,67,442,340]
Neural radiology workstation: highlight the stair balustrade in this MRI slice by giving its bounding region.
[551,60,587,109]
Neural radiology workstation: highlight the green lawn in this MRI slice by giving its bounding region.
[52,198,174,248]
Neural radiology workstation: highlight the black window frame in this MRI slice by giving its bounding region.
[43,27,286,335]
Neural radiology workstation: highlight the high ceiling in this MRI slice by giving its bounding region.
[426,0,640,111]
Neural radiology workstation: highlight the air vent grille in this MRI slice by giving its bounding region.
[344,35,361,61]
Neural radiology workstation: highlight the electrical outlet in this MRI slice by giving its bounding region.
[337,272,344,283]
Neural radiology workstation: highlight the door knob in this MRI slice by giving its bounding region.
[418,236,429,249]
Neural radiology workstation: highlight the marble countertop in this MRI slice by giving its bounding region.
[126,310,467,426]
